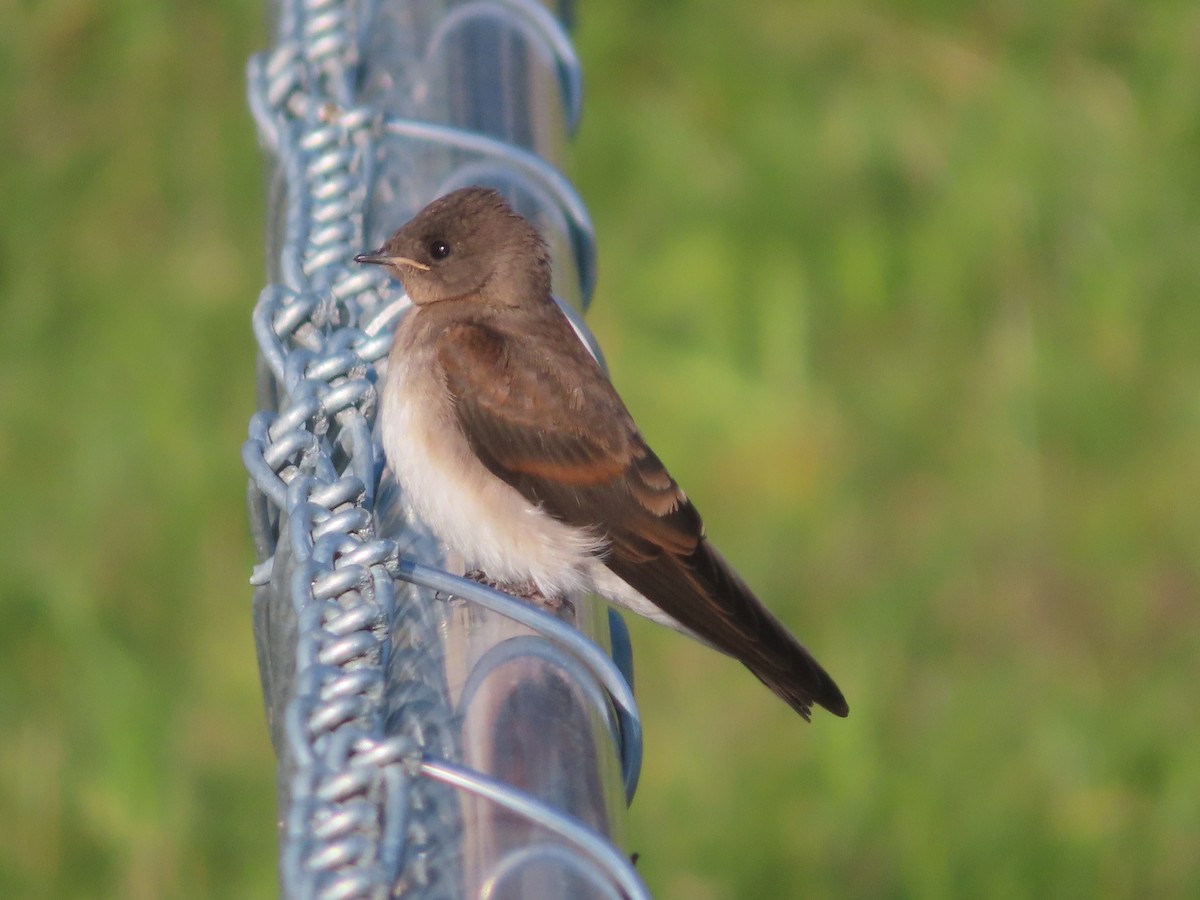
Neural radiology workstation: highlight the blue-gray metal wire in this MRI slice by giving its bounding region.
[243,1,647,897]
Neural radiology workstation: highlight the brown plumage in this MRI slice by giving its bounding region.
[356,187,848,720]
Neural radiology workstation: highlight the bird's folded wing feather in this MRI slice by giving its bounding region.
[434,316,698,552]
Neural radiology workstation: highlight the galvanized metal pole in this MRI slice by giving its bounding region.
[243,1,646,897]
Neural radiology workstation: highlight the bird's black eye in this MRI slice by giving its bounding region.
[428,240,451,261]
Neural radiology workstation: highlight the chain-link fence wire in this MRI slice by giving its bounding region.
[242,1,646,896]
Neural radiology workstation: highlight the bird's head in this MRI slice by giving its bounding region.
[354,186,550,307]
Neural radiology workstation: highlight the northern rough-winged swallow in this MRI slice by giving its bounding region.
[355,187,848,720]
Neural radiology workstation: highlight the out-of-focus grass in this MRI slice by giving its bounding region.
[2,1,1197,898]
[1,2,274,897]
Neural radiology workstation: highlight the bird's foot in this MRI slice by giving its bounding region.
[464,569,500,590]
[464,570,575,619]
[535,592,576,619]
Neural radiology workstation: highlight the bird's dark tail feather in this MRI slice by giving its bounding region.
[609,536,850,720]
[750,646,849,721]
[691,541,850,721]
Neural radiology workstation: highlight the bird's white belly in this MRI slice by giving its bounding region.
[382,354,606,598]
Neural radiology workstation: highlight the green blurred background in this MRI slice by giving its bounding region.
[3,0,1198,897]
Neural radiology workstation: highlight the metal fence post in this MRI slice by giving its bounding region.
[243,1,647,897]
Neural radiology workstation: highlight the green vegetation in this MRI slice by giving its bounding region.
[2,1,1197,897]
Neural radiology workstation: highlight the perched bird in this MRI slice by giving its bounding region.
[355,187,848,720]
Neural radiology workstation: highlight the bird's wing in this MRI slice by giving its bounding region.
[434,315,848,719]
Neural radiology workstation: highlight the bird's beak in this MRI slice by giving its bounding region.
[353,250,430,271]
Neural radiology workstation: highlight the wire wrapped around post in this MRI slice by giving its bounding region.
[242,1,646,897]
